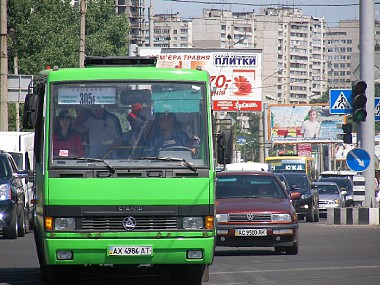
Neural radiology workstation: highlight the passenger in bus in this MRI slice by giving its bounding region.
[53,110,85,158]
[124,103,147,146]
[182,122,201,157]
[74,105,122,158]
[149,112,192,156]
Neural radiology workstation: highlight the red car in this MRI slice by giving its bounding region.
[216,170,300,255]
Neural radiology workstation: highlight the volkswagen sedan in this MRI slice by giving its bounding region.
[216,170,300,255]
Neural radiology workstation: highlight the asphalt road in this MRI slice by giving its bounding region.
[1,220,380,285]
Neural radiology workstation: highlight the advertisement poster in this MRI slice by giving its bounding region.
[138,48,262,111]
[269,104,343,144]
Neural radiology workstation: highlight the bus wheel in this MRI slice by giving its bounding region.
[168,264,204,285]
[41,265,80,284]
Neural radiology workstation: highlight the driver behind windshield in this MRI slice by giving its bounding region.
[149,112,192,156]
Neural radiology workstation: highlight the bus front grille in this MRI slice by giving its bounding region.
[81,217,178,231]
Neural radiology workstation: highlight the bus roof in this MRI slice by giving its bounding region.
[44,66,210,83]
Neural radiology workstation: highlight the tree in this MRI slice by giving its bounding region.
[7,0,130,129]
[7,0,130,75]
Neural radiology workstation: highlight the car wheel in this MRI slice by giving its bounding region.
[285,243,299,255]
[3,207,18,239]
[314,205,319,222]
[17,207,26,237]
[305,209,314,222]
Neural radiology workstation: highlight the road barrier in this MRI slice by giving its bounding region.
[327,207,380,225]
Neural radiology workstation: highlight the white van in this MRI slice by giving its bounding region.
[0,132,34,225]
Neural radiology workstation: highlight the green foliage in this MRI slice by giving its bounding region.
[7,0,130,129]
[7,0,130,75]
[85,0,129,56]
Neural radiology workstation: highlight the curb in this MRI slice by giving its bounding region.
[327,208,380,225]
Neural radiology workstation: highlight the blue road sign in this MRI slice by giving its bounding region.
[237,137,246,145]
[329,89,352,114]
[346,148,370,172]
[375,98,380,121]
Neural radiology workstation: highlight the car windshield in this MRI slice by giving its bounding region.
[317,185,340,195]
[216,175,287,199]
[50,81,208,168]
[281,174,309,190]
[0,158,10,178]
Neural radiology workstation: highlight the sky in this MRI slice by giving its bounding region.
[148,0,379,26]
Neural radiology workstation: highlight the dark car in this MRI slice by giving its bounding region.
[0,150,29,239]
[318,176,354,207]
[216,170,300,255]
[279,172,319,222]
[274,173,292,194]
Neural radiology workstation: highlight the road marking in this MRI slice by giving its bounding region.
[210,264,380,275]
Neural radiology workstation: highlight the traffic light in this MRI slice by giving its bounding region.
[352,81,367,122]
[341,123,352,144]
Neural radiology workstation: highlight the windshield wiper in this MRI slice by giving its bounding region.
[62,157,116,175]
[138,156,197,172]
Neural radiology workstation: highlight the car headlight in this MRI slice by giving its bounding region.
[216,214,229,223]
[54,218,76,230]
[183,217,204,229]
[271,214,291,222]
[0,184,11,200]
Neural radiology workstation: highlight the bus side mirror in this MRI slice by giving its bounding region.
[216,130,233,165]
[22,93,38,129]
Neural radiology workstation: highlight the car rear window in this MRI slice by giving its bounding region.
[319,178,350,189]
[216,175,287,199]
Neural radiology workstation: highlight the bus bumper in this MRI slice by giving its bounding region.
[43,236,215,265]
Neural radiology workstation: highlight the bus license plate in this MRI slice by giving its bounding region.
[108,246,153,256]
[235,229,267,236]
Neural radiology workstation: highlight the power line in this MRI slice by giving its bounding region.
[169,0,380,8]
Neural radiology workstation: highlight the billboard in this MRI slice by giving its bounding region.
[268,104,343,144]
[138,48,262,112]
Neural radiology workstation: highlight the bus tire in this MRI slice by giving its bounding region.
[41,265,80,284]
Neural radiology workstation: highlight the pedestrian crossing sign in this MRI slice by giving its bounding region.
[375,98,380,121]
[329,89,352,114]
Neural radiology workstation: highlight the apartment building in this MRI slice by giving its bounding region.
[72,0,146,45]
[145,13,192,48]
[254,7,327,104]
[326,20,380,89]
[148,7,327,105]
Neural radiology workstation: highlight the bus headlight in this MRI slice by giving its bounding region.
[54,218,76,230]
[183,217,204,229]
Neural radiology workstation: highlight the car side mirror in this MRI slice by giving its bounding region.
[290,191,301,200]
[17,170,34,183]
[341,190,347,196]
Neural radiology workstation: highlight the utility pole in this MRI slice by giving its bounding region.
[359,0,376,207]
[0,0,8,131]
[79,0,86,68]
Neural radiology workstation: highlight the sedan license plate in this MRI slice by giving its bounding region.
[108,246,152,256]
[235,229,267,236]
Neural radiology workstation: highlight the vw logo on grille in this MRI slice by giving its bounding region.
[122,216,136,230]
[246,214,255,221]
